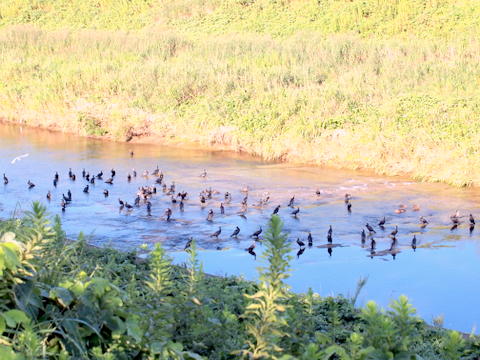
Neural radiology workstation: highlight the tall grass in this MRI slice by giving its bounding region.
[2,0,480,38]
[1,26,479,185]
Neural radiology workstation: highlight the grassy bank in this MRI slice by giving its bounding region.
[0,1,480,186]
[0,203,479,358]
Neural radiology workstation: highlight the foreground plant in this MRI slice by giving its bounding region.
[0,203,478,359]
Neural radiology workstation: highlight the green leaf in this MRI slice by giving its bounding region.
[0,345,22,360]
[0,316,5,335]
[2,310,30,327]
[49,287,74,308]
[126,317,142,343]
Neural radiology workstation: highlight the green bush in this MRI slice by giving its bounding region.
[0,203,478,358]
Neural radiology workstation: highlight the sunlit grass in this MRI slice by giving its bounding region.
[0,26,479,186]
[1,0,480,186]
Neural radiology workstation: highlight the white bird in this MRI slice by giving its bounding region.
[11,153,29,164]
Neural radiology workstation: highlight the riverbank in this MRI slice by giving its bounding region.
[1,0,480,187]
[1,25,479,187]
[1,203,478,358]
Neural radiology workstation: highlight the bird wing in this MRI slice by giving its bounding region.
[11,153,30,164]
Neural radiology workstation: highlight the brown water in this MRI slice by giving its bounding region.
[0,123,479,333]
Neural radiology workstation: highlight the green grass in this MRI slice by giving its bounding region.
[0,1,480,186]
[1,203,479,358]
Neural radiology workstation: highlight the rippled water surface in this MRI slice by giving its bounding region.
[1,123,479,333]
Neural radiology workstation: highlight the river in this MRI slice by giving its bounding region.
[0,123,479,333]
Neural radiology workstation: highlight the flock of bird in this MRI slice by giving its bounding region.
[2,150,477,260]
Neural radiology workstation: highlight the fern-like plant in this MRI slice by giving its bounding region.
[239,215,292,359]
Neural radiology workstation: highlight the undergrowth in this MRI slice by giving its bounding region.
[0,203,479,358]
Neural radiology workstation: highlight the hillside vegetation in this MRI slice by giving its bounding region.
[0,0,480,186]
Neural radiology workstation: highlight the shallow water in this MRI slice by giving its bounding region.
[0,123,479,333]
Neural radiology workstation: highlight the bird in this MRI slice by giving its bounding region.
[127,174,132,182]
[179,201,184,212]
[288,196,295,208]
[389,237,397,251]
[272,205,280,215]
[165,208,172,221]
[220,203,225,215]
[105,178,113,184]
[246,242,256,252]
[230,226,240,238]
[411,235,417,251]
[11,153,29,164]
[344,193,352,204]
[390,225,398,237]
[27,180,35,189]
[103,189,109,197]
[315,189,321,197]
[130,150,134,158]
[378,217,386,227]
[296,238,305,247]
[118,198,125,207]
[3,174,8,185]
[307,232,313,247]
[291,207,300,217]
[184,237,193,251]
[347,201,352,213]
[366,223,376,233]
[90,177,95,184]
[469,214,475,225]
[134,196,140,207]
[450,215,460,231]
[111,169,116,178]
[297,247,305,258]
[251,227,262,238]
[46,191,52,201]
[419,216,428,228]
[146,201,152,216]
[361,229,366,244]
[82,169,86,178]
[211,227,222,238]
[83,185,89,194]
[96,171,103,179]
[206,209,214,222]
[370,238,376,251]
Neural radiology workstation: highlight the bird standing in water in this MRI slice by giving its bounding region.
[366,223,376,233]
[27,180,35,189]
[419,216,428,228]
[296,238,305,248]
[307,232,313,247]
[291,207,300,218]
[165,208,172,221]
[251,227,262,239]
[411,235,417,251]
[272,205,280,215]
[288,196,295,208]
[3,174,8,185]
[211,227,222,238]
[206,209,214,222]
[230,226,240,238]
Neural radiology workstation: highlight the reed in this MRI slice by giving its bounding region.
[0,1,479,186]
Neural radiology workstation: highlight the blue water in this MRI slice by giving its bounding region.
[1,123,479,333]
